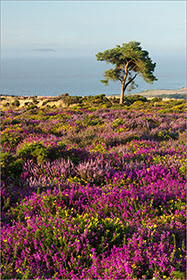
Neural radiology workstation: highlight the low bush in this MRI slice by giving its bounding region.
[124,95,147,106]
[17,142,48,163]
[63,96,82,106]
[1,151,23,181]
[12,100,20,107]
[17,141,66,163]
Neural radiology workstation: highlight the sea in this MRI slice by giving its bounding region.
[0,55,186,97]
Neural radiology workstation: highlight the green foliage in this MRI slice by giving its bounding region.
[152,130,178,141]
[12,100,20,107]
[1,131,22,149]
[112,118,124,128]
[82,94,112,108]
[130,101,144,108]
[42,100,50,106]
[83,115,103,126]
[171,103,186,112]
[16,142,66,163]
[24,102,30,106]
[179,158,187,177]
[17,142,48,163]
[11,119,20,125]
[1,152,23,180]
[151,97,162,102]
[47,142,66,160]
[63,96,82,106]
[171,271,186,279]
[32,98,39,104]
[22,103,38,111]
[124,95,147,106]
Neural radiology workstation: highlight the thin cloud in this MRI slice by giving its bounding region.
[32,48,56,52]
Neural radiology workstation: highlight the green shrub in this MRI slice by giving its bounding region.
[47,142,66,160]
[124,95,147,106]
[147,118,159,128]
[130,100,144,108]
[17,142,49,163]
[151,97,162,102]
[12,100,20,107]
[42,100,50,106]
[179,158,187,177]
[171,103,186,112]
[83,115,103,126]
[1,152,23,181]
[11,119,20,125]
[112,118,124,128]
[17,142,66,163]
[171,271,186,279]
[109,97,120,104]
[90,95,112,107]
[32,99,39,104]
[25,104,38,111]
[1,131,22,149]
[63,96,82,106]
[153,130,178,141]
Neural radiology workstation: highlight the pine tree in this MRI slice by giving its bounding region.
[96,41,157,104]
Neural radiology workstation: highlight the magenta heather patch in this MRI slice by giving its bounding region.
[1,105,186,279]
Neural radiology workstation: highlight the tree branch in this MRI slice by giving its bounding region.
[121,59,132,70]
[121,60,131,85]
[125,74,137,88]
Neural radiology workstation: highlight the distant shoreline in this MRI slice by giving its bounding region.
[107,87,187,98]
[1,87,186,99]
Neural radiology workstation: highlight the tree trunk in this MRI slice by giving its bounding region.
[120,83,125,104]
[120,61,130,104]
[119,73,137,104]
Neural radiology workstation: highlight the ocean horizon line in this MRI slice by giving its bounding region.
[1,87,186,98]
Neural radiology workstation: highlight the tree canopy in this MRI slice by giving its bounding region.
[96,41,157,104]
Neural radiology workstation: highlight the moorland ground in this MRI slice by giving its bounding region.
[1,93,186,279]
[1,87,186,110]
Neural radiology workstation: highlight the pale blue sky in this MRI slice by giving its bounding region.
[1,1,186,58]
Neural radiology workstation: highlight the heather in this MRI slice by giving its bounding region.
[1,96,186,279]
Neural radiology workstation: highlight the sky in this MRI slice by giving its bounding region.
[1,0,186,58]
